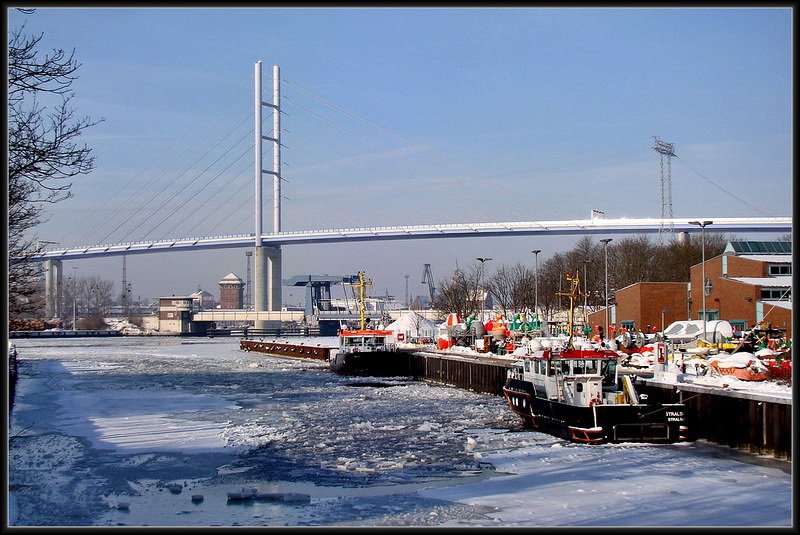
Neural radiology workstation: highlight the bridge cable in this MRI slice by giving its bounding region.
[151,148,253,240]
[177,161,253,238]
[126,128,255,242]
[95,118,254,244]
[59,93,251,245]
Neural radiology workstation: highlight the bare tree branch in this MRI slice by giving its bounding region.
[8,17,102,319]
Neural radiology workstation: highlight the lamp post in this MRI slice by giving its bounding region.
[582,259,590,329]
[600,239,613,340]
[661,307,672,334]
[689,220,713,340]
[476,257,492,321]
[531,250,541,329]
[71,266,78,330]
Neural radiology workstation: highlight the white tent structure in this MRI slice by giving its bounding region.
[385,311,437,343]
[662,319,734,343]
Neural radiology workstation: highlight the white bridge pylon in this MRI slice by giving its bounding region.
[33,216,791,261]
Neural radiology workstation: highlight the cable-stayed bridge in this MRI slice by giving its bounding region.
[29,62,792,324]
[34,216,792,261]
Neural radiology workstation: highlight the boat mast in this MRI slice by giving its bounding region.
[556,272,581,350]
[356,270,372,330]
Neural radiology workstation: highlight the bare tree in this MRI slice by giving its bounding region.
[489,262,534,317]
[431,266,481,319]
[8,18,101,318]
[81,276,114,317]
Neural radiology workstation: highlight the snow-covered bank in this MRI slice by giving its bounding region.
[8,337,793,527]
[421,439,792,526]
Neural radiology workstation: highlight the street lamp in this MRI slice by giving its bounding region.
[71,266,78,330]
[600,239,613,340]
[582,259,590,329]
[689,220,713,341]
[661,307,673,334]
[476,257,492,320]
[531,250,541,329]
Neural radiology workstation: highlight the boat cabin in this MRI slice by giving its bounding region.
[515,348,625,407]
[339,329,395,352]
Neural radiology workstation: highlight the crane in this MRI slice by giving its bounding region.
[421,264,436,302]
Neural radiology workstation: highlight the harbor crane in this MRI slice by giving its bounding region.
[421,263,436,302]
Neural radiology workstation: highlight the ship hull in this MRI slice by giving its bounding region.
[330,349,411,376]
[503,377,688,444]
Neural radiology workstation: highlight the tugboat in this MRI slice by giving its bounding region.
[329,271,409,376]
[502,273,689,444]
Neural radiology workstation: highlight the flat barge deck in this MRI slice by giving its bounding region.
[240,339,332,361]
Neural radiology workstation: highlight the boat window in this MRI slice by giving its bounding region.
[585,359,598,375]
[573,360,585,374]
[601,359,617,387]
[561,361,571,375]
[524,360,531,373]
[535,360,543,374]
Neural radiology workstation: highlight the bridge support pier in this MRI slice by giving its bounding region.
[253,245,282,330]
[44,259,63,320]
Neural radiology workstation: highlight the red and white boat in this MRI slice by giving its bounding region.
[502,273,689,444]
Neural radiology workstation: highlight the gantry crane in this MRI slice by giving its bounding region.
[421,264,436,302]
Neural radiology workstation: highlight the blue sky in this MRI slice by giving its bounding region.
[10,7,792,305]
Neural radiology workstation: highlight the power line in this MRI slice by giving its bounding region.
[673,156,768,216]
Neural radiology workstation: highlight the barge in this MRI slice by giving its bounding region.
[240,339,332,361]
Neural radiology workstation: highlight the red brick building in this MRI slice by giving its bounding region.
[690,241,792,336]
[591,282,688,334]
[588,240,792,337]
[218,273,244,309]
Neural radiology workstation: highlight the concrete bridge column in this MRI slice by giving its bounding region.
[44,259,63,320]
[267,246,282,312]
[253,245,282,330]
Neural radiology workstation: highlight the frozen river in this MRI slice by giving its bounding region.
[8,337,793,527]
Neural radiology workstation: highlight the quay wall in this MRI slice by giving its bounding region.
[638,380,792,460]
[407,350,512,396]
[9,346,18,413]
[405,350,791,460]
[9,330,122,339]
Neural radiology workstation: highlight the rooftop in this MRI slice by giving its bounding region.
[724,241,791,255]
